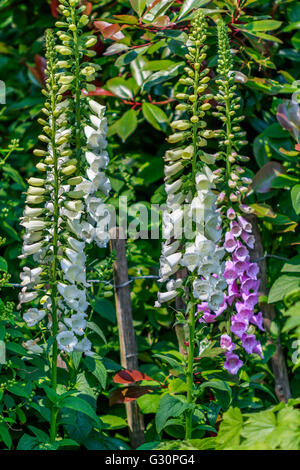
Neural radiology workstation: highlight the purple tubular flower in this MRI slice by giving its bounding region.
[241,278,260,296]
[233,242,249,261]
[241,333,257,354]
[227,281,239,306]
[253,341,264,358]
[242,292,258,309]
[230,221,242,237]
[235,301,253,320]
[224,260,239,281]
[224,232,237,252]
[237,215,252,233]
[230,314,249,338]
[200,312,217,323]
[233,259,248,275]
[221,334,235,352]
[246,262,259,279]
[227,208,236,220]
[215,299,227,316]
[241,230,255,249]
[224,352,243,375]
[250,311,264,331]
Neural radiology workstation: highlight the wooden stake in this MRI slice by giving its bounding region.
[247,215,291,402]
[110,227,145,448]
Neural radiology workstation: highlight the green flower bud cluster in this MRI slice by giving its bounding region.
[214,21,250,204]
[165,10,219,190]
[55,0,101,164]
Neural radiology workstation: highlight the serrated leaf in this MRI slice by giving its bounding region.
[268,275,300,303]
[155,394,190,433]
[60,396,99,423]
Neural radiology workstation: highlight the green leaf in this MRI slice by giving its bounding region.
[60,396,99,423]
[2,164,26,187]
[291,31,300,50]
[242,410,276,444]
[178,0,210,20]
[241,20,282,32]
[0,256,8,272]
[142,63,184,92]
[114,109,138,142]
[85,356,107,389]
[92,298,116,324]
[106,77,134,100]
[87,321,106,344]
[1,221,20,241]
[142,102,168,131]
[137,393,161,414]
[17,433,39,450]
[268,275,300,303]
[291,184,300,215]
[155,394,190,433]
[101,415,127,430]
[129,0,146,17]
[0,423,12,449]
[216,407,244,449]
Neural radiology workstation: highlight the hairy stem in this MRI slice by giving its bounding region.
[70,6,82,162]
[49,49,59,443]
[185,303,196,439]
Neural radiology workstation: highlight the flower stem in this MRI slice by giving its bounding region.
[191,48,199,183]
[70,6,82,162]
[47,33,59,442]
[185,302,196,439]
[224,82,232,182]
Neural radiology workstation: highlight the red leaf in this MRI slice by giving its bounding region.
[84,1,93,15]
[82,87,115,97]
[109,386,154,405]
[113,369,153,384]
[251,161,284,194]
[295,143,300,152]
[94,21,125,41]
[28,54,47,85]
[50,0,59,18]
[151,15,171,28]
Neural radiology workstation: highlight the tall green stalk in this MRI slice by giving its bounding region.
[185,303,196,439]
[45,30,60,442]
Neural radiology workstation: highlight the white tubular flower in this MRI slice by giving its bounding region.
[19,32,111,359]
[74,336,93,356]
[192,279,211,300]
[19,288,38,305]
[23,308,46,327]
[60,258,87,286]
[57,330,78,353]
[64,313,87,336]
[20,267,43,287]
[23,339,43,354]
[57,283,88,314]
[158,290,178,304]
[19,242,43,258]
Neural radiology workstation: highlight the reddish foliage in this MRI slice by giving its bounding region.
[82,87,115,97]
[50,0,59,18]
[28,54,47,85]
[295,143,300,151]
[113,369,153,384]
[109,385,154,405]
[94,21,125,41]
